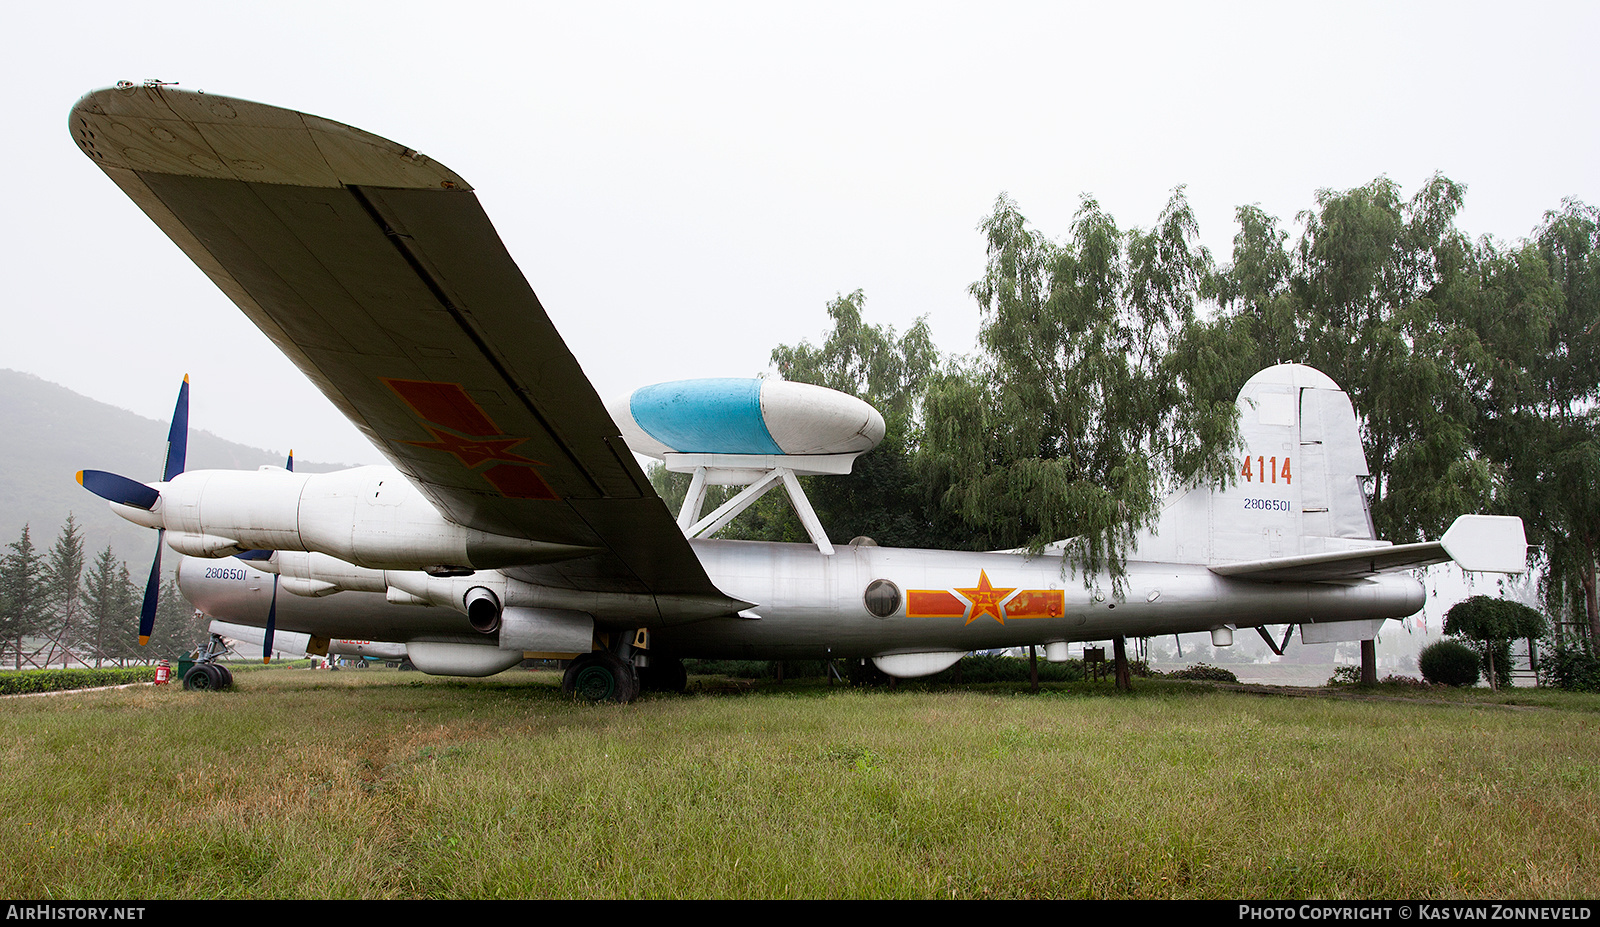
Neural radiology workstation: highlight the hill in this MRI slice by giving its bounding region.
[0,369,361,569]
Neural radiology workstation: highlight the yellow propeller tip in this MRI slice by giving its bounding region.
[137,636,150,646]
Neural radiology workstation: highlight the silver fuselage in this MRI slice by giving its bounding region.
[178,537,1423,660]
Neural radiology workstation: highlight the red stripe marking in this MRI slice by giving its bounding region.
[1004,590,1064,619]
[907,590,967,618]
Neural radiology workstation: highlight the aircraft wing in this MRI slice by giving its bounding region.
[70,84,716,597]
[1210,515,1526,583]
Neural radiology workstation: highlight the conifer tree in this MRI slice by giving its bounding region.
[0,526,47,670]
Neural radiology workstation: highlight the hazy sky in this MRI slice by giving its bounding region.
[5,1,1596,466]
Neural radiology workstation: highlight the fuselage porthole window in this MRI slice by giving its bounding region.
[864,579,900,619]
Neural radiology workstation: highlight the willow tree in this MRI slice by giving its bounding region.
[769,290,951,548]
[1288,175,1506,543]
[1517,200,1600,650]
[920,190,1240,582]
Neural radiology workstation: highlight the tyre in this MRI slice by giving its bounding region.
[563,652,640,703]
[183,664,219,691]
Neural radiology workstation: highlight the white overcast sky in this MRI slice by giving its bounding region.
[4,1,1597,466]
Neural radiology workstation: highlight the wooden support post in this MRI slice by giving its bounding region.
[1360,638,1377,686]
[1028,645,1038,693]
[1113,636,1131,691]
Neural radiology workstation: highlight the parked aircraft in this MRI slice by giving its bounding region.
[70,83,1526,699]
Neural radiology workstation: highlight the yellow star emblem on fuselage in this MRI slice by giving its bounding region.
[955,570,1015,624]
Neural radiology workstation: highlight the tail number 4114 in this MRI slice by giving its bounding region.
[1242,455,1291,485]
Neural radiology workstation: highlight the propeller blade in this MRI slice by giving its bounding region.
[285,449,293,472]
[235,549,275,561]
[263,575,279,664]
[163,375,190,482]
[138,529,164,646]
[78,470,160,510]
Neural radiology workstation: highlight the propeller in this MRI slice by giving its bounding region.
[76,376,189,646]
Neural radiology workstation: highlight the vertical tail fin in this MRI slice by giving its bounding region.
[1138,364,1377,565]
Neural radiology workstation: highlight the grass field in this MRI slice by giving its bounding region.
[2,666,1597,899]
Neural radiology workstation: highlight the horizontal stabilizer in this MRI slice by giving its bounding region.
[1439,515,1527,574]
[1211,515,1526,582]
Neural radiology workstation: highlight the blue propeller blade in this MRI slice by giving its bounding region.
[163,375,189,482]
[79,376,191,647]
[263,575,279,664]
[139,530,163,646]
[285,449,293,472]
[78,470,160,510]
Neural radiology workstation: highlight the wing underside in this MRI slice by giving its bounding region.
[71,84,715,597]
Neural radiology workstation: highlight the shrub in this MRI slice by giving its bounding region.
[1167,663,1239,683]
[0,667,158,696]
[682,659,837,679]
[1419,640,1480,687]
[934,653,1088,683]
[1539,646,1600,692]
[1326,665,1362,686]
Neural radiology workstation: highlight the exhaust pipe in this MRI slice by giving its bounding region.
[464,586,502,634]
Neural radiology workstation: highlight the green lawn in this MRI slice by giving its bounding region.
[2,667,1595,899]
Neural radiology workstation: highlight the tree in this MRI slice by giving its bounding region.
[770,290,955,548]
[146,577,208,659]
[1291,176,1500,543]
[1444,595,1547,690]
[42,515,86,665]
[920,190,1239,582]
[1518,201,1600,651]
[81,545,135,666]
[0,526,47,669]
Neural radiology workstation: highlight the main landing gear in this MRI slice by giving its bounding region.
[560,633,686,703]
[182,632,235,691]
[561,651,640,703]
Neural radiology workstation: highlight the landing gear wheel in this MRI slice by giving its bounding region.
[183,663,229,691]
[213,665,234,689]
[562,652,640,703]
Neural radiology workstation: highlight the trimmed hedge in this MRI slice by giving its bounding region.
[0,667,159,696]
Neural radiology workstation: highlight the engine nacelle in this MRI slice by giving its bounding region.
[116,465,595,571]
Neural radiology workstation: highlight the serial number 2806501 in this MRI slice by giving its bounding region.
[202,567,250,581]
[1243,498,1293,512]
